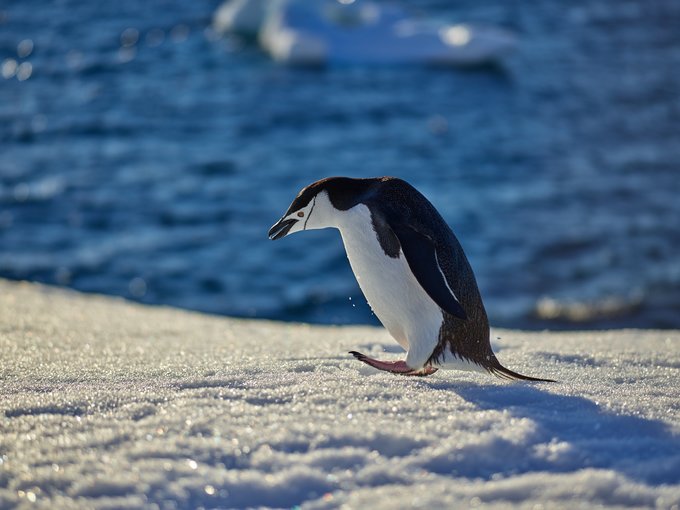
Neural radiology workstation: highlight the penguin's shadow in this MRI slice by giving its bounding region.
[420,380,680,485]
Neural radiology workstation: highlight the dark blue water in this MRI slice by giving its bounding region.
[1,0,679,329]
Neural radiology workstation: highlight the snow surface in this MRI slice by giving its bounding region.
[1,279,679,509]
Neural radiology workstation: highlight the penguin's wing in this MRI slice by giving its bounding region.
[390,223,468,320]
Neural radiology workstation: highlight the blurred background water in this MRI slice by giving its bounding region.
[1,0,679,329]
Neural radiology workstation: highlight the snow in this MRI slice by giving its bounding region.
[1,279,679,509]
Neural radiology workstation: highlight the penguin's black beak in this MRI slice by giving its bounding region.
[268,218,297,240]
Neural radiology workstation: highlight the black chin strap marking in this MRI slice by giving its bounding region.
[303,196,316,230]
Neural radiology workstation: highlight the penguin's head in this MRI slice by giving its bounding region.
[268,180,339,240]
[268,177,370,240]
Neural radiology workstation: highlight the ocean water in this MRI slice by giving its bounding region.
[1,0,679,329]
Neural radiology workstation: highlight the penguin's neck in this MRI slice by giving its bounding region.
[336,204,386,268]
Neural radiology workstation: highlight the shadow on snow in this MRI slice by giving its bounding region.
[420,380,680,485]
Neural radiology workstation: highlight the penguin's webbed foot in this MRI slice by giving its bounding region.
[405,366,439,377]
[349,351,438,377]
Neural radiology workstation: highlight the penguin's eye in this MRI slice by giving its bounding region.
[297,211,305,218]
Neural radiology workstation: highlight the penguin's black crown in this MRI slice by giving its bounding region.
[284,176,398,216]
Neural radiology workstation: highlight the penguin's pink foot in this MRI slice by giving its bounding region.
[406,365,439,377]
[349,351,438,377]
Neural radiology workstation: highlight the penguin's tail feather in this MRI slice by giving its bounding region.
[488,358,556,383]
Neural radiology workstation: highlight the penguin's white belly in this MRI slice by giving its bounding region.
[338,205,442,365]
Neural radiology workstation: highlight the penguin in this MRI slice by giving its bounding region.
[268,176,554,382]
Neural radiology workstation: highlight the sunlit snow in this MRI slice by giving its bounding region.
[1,280,678,508]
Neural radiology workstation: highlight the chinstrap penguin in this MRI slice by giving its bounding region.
[268,177,554,382]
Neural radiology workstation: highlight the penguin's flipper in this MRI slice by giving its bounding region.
[390,224,468,320]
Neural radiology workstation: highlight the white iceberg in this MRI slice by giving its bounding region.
[214,0,517,66]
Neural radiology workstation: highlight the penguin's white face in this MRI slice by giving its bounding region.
[268,190,337,240]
